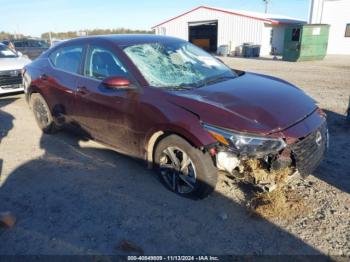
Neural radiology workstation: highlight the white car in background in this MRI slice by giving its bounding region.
[0,43,31,95]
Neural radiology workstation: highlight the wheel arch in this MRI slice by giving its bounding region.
[26,85,43,108]
[145,124,216,167]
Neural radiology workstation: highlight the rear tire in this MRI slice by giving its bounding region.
[154,134,217,199]
[30,93,57,134]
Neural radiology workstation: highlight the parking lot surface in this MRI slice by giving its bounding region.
[0,55,349,255]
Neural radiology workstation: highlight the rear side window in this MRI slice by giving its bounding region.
[49,46,83,74]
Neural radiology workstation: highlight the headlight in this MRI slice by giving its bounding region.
[203,123,286,158]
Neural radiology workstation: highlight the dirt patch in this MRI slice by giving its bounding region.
[248,187,308,221]
[234,159,306,221]
[241,159,292,188]
[240,158,305,221]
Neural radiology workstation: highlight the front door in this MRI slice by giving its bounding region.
[75,45,141,157]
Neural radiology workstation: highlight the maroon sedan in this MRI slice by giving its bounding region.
[24,35,328,199]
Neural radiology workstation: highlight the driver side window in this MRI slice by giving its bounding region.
[85,46,128,80]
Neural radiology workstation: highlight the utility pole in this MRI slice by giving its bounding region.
[263,0,270,14]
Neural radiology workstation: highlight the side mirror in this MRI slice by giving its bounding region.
[102,76,132,90]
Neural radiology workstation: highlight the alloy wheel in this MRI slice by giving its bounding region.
[159,146,197,194]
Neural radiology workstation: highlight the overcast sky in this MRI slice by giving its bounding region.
[0,0,310,37]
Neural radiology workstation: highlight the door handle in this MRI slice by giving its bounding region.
[40,74,48,80]
[76,86,89,95]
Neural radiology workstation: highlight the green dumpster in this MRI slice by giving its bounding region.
[283,24,330,62]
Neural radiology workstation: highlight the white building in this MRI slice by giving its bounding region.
[152,6,306,56]
[309,0,350,54]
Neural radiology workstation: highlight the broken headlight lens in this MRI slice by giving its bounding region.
[203,123,286,158]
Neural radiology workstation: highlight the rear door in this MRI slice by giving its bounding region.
[44,44,85,122]
[75,44,141,156]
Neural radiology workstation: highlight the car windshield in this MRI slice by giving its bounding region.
[0,45,18,58]
[123,41,236,89]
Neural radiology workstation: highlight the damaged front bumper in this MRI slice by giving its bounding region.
[216,150,301,192]
[206,112,328,192]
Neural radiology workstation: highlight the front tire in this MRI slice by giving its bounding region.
[154,135,217,199]
[30,93,57,134]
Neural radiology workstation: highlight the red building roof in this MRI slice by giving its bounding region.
[152,6,306,28]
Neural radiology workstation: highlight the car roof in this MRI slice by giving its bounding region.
[64,34,185,47]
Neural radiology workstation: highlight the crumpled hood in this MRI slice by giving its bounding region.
[0,57,31,71]
[169,72,317,135]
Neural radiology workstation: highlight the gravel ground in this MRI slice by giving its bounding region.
[0,55,349,256]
